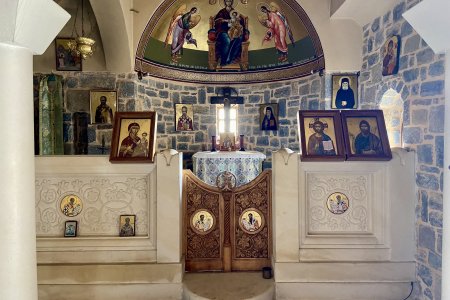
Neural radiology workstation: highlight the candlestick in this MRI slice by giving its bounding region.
[239,135,245,151]
[211,136,217,152]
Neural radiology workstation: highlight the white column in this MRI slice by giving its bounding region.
[272,148,300,262]
[442,51,450,300]
[156,150,183,263]
[0,43,37,300]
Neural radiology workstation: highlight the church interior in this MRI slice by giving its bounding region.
[1,0,449,299]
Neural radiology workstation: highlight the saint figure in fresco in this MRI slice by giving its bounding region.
[258,2,295,63]
[165,5,201,63]
[228,11,244,40]
[213,0,247,66]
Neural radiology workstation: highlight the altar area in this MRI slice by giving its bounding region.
[192,150,266,187]
[33,148,416,300]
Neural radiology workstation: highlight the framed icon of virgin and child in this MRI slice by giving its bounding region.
[109,112,157,163]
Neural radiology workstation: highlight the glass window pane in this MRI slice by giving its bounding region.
[216,106,239,136]
[230,122,236,133]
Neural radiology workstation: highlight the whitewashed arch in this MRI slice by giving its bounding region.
[379,88,404,148]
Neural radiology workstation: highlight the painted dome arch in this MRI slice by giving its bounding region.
[135,0,325,84]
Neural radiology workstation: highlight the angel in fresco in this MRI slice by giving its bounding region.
[165,5,201,63]
[258,2,295,63]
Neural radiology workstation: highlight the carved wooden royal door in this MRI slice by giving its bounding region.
[183,170,272,272]
[184,171,223,272]
[232,171,272,271]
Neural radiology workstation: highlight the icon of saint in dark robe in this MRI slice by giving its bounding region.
[335,77,355,109]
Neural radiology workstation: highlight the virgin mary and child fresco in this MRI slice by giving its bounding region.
[165,0,249,67]
[209,0,294,67]
[210,0,249,67]
[161,1,298,69]
[139,0,326,83]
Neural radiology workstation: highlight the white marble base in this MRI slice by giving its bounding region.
[275,261,415,282]
[39,284,183,300]
[35,153,185,300]
[276,282,413,300]
[38,263,183,300]
[272,148,416,300]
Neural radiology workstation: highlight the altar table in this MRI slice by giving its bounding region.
[192,151,266,187]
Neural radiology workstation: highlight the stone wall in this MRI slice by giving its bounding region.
[36,71,324,167]
[360,0,444,299]
[136,74,324,161]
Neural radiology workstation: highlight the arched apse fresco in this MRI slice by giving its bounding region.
[135,0,325,84]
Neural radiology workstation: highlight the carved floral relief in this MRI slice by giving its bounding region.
[308,174,369,233]
[36,176,150,237]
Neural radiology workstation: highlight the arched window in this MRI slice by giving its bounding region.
[379,88,404,148]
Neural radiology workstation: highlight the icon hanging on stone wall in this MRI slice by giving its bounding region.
[326,192,349,215]
[191,209,215,234]
[381,35,401,76]
[60,194,83,217]
[239,208,264,234]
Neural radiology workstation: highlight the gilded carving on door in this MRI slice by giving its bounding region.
[233,177,271,268]
[183,170,272,272]
[185,178,221,262]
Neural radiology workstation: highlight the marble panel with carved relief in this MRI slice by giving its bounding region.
[307,174,370,233]
[35,175,150,237]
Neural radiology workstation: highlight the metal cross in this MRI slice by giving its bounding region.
[210,87,244,132]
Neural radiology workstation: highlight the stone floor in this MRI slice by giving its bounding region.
[183,272,275,300]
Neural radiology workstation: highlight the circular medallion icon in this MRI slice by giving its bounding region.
[326,192,349,215]
[191,209,215,234]
[239,208,264,234]
[60,194,83,217]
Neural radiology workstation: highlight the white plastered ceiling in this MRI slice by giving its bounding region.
[330,0,404,26]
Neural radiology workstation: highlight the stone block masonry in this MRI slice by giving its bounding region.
[46,71,324,166]
[360,0,444,299]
